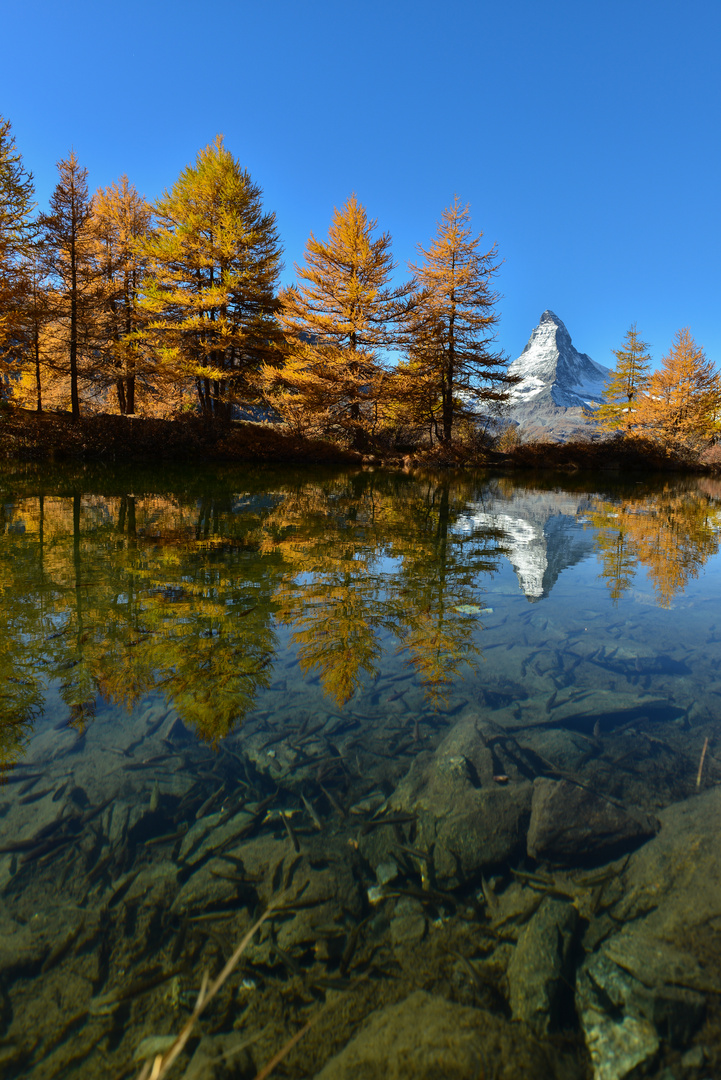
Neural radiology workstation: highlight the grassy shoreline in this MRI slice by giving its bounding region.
[1,405,719,473]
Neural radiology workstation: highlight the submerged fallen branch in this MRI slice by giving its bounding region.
[136,906,276,1080]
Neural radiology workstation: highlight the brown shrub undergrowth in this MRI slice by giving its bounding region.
[1,407,718,474]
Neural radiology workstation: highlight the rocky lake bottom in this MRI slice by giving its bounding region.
[1,464,721,1080]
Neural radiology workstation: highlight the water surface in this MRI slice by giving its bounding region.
[1,464,720,1079]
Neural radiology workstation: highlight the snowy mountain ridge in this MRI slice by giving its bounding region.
[508,310,610,410]
[503,310,611,441]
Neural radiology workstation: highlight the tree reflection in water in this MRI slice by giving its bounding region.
[589,482,721,606]
[0,470,505,764]
[1,467,720,771]
[265,474,505,706]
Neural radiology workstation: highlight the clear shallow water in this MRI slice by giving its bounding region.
[1,463,721,1079]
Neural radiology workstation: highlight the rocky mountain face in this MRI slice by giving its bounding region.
[504,310,611,441]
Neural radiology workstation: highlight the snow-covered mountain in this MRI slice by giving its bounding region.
[504,311,611,441]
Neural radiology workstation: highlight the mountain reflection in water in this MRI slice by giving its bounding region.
[2,464,721,1080]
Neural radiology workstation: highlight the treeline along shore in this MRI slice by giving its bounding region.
[1,115,721,470]
[3,406,721,475]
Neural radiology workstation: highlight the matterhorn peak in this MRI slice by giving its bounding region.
[505,311,612,441]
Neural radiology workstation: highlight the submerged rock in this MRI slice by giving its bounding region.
[577,987,659,1080]
[507,896,579,1034]
[171,858,242,918]
[133,1035,176,1063]
[527,778,657,863]
[376,859,399,886]
[610,786,721,938]
[432,785,533,883]
[391,715,532,885]
[0,906,87,981]
[578,936,707,1071]
[575,788,721,1078]
[313,990,558,1079]
[390,896,426,948]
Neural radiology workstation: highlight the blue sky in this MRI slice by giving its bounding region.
[3,0,719,371]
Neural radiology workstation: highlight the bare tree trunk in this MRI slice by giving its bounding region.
[34,330,42,413]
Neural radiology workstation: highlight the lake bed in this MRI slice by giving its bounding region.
[1,465,720,1080]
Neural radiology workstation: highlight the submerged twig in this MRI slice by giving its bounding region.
[300,792,323,832]
[280,811,301,853]
[136,906,275,1080]
[696,736,709,788]
[253,1015,317,1080]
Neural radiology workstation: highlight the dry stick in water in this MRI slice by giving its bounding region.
[696,737,709,788]
[253,1016,317,1080]
[136,906,276,1080]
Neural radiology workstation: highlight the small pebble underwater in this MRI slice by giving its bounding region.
[1,463,721,1080]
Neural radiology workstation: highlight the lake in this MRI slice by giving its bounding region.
[1,462,720,1080]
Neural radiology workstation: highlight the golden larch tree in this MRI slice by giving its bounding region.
[405,197,512,444]
[596,323,652,433]
[265,194,412,449]
[635,328,721,453]
[14,238,50,411]
[138,136,283,420]
[38,151,100,419]
[91,177,151,414]
[0,115,36,396]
